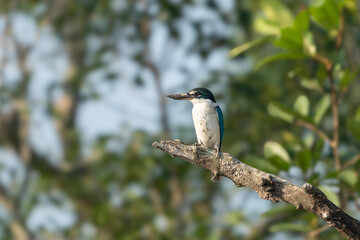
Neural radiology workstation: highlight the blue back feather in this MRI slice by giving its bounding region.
[216,106,224,149]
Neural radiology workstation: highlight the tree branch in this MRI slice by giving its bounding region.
[152,140,360,240]
[328,68,341,171]
[336,12,344,50]
[312,53,341,171]
[295,120,332,145]
[344,153,360,169]
[308,225,329,238]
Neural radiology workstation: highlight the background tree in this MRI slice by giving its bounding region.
[0,0,359,239]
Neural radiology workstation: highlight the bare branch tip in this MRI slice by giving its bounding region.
[152,141,160,148]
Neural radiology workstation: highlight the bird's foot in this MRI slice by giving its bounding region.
[211,172,221,182]
[193,142,201,147]
[215,146,221,159]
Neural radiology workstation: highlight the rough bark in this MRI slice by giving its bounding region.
[152,140,360,240]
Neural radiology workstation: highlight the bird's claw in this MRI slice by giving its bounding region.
[215,146,221,159]
[211,172,221,182]
[193,142,201,147]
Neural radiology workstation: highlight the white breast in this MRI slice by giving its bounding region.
[191,99,220,149]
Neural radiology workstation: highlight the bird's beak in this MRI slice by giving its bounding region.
[166,93,192,100]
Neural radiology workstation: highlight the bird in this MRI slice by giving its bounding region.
[167,87,224,181]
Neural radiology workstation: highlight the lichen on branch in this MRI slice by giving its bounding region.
[153,140,360,240]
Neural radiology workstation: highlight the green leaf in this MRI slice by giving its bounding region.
[274,28,303,50]
[295,149,312,172]
[346,118,360,143]
[303,131,315,149]
[229,36,275,58]
[318,185,340,206]
[339,170,358,186]
[243,154,279,174]
[253,0,294,35]
[256,52,306,69]
[300,78,322,91]
[303,32,317,56]
[268,102,295,123]
[316,65,328,85]
[269,156,290,170]
[264,141,291,163]
[339,69,359,91]
[254,18,283,36]
[269,222,311,232]
[343,0,357,12]
[346,107,360,143]
[294,95,309,116]
[314,95,331,124]
[313,139,324,165]
[281,131,303,146]
[294,10,310,32]
[268,101,314,124]
[310,0,340,30]
[339,70,351,91]
[325,170,339,179]
[355,107,360,121]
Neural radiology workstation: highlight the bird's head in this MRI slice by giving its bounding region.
[167,88,216,103]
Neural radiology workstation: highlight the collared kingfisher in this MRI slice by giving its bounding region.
[167,88,224,181]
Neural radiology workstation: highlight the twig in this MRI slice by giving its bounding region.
[153,140,360,240]
[336,12,344,50]
[312,12,346,209]
[343,153,360,169]
[140,6,185,238]
[330,11,344,171]
[312,53,341,171]
[295,120,332,145]
[328,68,342,171]
[140,10,170,138]
[313,53,343,208]
[313,54,332,72]
[338,86,349,105]
[308,225,330,238]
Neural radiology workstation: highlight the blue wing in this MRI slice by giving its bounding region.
[216,106,224,149]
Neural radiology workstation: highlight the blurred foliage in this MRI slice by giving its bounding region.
[0,0,359,240]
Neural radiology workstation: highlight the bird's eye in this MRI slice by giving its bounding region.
[195,92,201,96]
